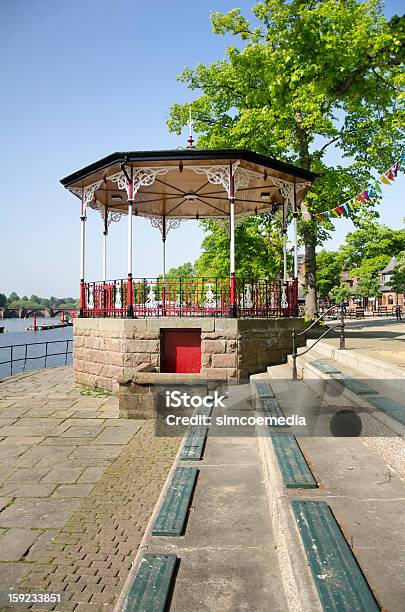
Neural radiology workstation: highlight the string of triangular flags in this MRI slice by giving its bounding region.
[315,152,405,220]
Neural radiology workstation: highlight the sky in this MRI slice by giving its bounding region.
[0,0,403,298]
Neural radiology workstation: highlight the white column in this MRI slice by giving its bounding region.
[80,215,86,281]
[103,207,108,282]
[80,190,86,281]
[162,216,166,281]
[127,201,133,275]
[283,201,288,281]
[293,184,298,278]
[229,185,235,276]
[283,232,288,281]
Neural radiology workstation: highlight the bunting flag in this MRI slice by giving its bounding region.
[315,153,404,220]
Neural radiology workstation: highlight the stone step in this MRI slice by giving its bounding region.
[307,340,405,390]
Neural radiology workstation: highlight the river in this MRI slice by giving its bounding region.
[0,317,73,379]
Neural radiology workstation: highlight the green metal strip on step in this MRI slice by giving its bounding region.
[180,427,208,461]
[366,395,405,426]
[291,501,379,611]
[331,373,378,396]
[261,397,286,420]
[254,380,275,398]
[271,433,317,488]
[152,467,198,536]
[193,405,213,418]
[124,553,177,612]
[312,360,341,374]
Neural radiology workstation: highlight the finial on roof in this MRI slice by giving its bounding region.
[187,108,195,149]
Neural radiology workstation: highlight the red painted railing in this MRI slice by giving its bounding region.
[81,278,299,318]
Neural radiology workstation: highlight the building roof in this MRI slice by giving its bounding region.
[380,256,397,274]
[60,149,316,221]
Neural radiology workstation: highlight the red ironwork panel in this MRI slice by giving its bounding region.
[162,330,201,374]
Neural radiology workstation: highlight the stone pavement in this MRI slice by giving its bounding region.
[0,367,180,610]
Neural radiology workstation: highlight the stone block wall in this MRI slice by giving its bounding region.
[73,317,306,393]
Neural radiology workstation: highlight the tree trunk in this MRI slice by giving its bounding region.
[303,231,318,318]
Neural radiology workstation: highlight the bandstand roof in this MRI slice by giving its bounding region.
[61,149,316,220]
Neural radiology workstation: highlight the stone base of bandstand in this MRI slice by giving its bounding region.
[73,317,306,413]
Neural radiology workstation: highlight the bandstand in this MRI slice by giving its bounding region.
[61,149,315,393]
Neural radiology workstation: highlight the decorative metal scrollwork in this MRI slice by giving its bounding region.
[149,217,181,236]
[87,285,95,309]
[96,202,123,227]
[68,180,103,212]
[145,286,158,309]
[114,282,122,309]
[203,282,216,309]
[107,166,171,198]
[244,284,253,308]
[281,286,288,309]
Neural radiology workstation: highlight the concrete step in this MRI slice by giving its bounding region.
[306,340,405,390]
[288,348,405,441]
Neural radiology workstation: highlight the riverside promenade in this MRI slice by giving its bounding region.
[0,367,180,610]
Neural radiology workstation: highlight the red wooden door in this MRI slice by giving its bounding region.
[162,330,201,373]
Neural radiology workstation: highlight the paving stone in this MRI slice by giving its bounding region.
[61,426,104,438]
[25,530,58,561]
[5,467,52,483]
[0,562,32,586]
[70,446,123,460]
[0,484,56,498]
[19,446,76,462]
[0,527,41,560]
[77,468,106,484]
[0,436,45,445]
[40,437,93,446]
[53,484,94,498]
[70,411,101,419]
[0,446,26,459]
[17,418,63,427]
[0,498,81,528]
[0,419,18,426]
[92,427,140,445]
[0,497,13,511]
[42,468,84,484]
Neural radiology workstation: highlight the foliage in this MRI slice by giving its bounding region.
[330,283,353,304]
[195,215,285,278]
[0,293,7,308]
[5,294,79,309]
[159,262,195,279]
[168,0,405,316]
[354,272,380,298]
[316,251,343,298]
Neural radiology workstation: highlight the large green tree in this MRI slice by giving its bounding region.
[316,250,343,300]
[168,0,404,316]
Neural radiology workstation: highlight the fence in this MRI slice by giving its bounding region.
[0,339,73,378]
[82,277,299,318]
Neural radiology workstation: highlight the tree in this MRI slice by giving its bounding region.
[354,271,380,307]
[316,251,343,300]
[339,222,405,272]
[0,293,7,308]
[330,283,353,304]
[168,1,404,316]
[162,262,196,279]
[30,295,41,305]
[195,215,284,278]
[7,292,19,304]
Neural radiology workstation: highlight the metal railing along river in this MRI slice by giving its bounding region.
[0,339,73,378]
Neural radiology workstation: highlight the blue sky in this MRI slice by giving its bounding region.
[1,0,403,298]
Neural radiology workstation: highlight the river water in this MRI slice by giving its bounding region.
[0,317,73,379]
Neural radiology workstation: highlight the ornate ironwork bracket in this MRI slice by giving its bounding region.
[107,166,171,198]
[68,180,103,212]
